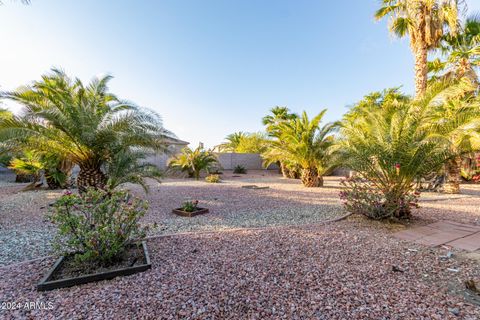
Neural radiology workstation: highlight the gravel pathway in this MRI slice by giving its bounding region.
[1,219,479,319]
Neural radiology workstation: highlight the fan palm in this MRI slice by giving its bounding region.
[168,146,218,180]
[429,14,480,86]
[0,69,169,192]
[264,110,336,187]
[375,0,463,97]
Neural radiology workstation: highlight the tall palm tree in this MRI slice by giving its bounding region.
[262,106,298,133]
[0,69,169,192]
[429,14,480,86]
[375,0,463,97]
[264,110,336,187]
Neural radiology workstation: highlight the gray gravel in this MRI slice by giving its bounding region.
[0,228,55,266]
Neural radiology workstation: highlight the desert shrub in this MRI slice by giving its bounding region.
[339,177,419,220]
[181,200,199,212]
[49,188,148,267]
[233,165,247,174]
[205,174,221,183]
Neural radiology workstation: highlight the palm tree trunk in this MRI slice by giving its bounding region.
[444,156,462,194]
[77,164,106,193]
[280,162,289,178]
[301,167,321,187]
[414,44,428,97]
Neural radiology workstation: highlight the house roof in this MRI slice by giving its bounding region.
[163,136,189,146]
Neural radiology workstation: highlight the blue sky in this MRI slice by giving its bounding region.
[1,0,479,147]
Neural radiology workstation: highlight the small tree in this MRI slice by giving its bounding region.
[168,146,218,180]
[263,110,337,187]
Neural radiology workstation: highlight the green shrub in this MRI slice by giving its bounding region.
[205,174,221,183]
[233,165,247,174]
[49,188,149,267]
[181,200,199,212]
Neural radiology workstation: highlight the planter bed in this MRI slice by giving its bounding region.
[37,241,151,291]
[172,207,209,217]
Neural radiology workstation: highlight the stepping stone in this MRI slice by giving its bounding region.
[414,230,472,247]
[394,226,438,241]
[241,185,270,190]
[393,220,480,250]
[446,232,480,252]
[428,221,480,233]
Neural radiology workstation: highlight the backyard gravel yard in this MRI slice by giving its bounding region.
[1,172,479,319]
[0,172,346,266]
[1,219,479,319]
[1,172,480,267]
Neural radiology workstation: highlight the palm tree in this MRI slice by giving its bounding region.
[375,0,463,97]
[216,132,247,152]
[338,89,452,218]
[429,14,480,86]
[262,106,299,178]
[0,69,169,192]
[422,81,480,193]
[168,146,218,180]
[264,110,336,187]
[262,106,298,132]
[105,149,162,193]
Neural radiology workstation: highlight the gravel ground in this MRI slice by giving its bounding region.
[1,218,479,319]
[0,172,345,266]
[1,172,480,267]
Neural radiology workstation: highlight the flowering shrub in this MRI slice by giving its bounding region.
[339,177,419,220]
[181,200,199,212]
[49,188,149,266]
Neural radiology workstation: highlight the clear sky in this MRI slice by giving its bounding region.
[1,0,479,148]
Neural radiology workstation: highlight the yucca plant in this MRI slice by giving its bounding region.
[263,110,337,187]
[0,69,169,193]
[168,146,218,180]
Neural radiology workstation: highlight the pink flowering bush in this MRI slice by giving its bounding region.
[49,188,149,266]
[340,177,419,220]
